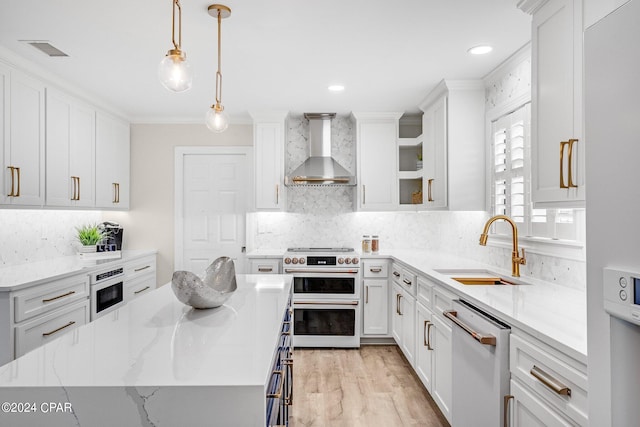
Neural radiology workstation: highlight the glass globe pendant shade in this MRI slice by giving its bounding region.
[205,105,229,133]
[158,50,193,92]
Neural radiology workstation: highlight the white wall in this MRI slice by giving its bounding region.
[106,123,252,287]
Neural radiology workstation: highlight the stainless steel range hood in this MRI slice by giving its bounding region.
[285,113,356,186]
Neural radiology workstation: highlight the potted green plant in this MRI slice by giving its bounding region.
[75,223,107,253]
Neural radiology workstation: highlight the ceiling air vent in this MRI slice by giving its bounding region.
[23,41,69,57]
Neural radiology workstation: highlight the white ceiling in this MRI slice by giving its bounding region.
[0,0,531,123]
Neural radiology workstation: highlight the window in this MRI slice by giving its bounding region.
[490,103,578,241]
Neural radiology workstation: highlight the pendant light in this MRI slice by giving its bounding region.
[205,4,231,133]
[158,0,193,92]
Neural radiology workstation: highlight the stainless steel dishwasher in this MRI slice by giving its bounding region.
[444,299,511,427]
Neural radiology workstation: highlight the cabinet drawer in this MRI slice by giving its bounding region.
[391,263,402,284]
[125,256,156,281]
[510,333,588,426]
[417,276,433,308]
[125,273,156,302]
[14,274,90,323]
[400,268,417,296]
[510,379,574,427]
[249,259,280,274]
[363,260,388,278]
[433,287,455,319]
[15,298,89,358]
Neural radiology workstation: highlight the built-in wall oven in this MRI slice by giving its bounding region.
[283,248,360,348]
[89,265,125,320]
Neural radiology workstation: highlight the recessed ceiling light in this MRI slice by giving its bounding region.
[468,45,493,55]
[328,85,345,92]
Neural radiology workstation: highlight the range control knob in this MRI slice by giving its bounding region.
[284,257,291,265]
[292,258,299,264]
[299,257,306,265]
[345,258,352,264]
[338,258,344,264]
[352,257,359,264]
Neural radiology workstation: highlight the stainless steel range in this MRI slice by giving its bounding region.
[283,248,361,348]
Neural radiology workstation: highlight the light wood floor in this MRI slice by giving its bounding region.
[290,345,450,427]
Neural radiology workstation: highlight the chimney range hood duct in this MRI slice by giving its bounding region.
[285,113,356,186]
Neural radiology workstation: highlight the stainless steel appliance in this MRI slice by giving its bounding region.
[89,265,125,320]
[283,248,360,348]
[444,299,510,427]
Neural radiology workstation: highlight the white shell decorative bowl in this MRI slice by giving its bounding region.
[171,257,238,309]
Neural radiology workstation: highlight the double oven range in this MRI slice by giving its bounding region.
[283,248,361,348]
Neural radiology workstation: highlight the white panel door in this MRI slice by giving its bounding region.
[176,148,251,275]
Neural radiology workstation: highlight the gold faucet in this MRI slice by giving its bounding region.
[479,215,526,277]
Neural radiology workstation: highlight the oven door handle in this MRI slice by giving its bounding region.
[284,269,359,274]
[294,301,359,306]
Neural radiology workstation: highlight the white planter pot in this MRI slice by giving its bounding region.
[78,245,97,254]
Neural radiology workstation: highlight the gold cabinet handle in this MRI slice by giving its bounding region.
[403,278,412,286]
[423,320,429,346]
[567,139,578,188]
[443,310,497,346]
[134,286,150,294]
[393,271,400,278]
[258,267,273,272]
[116,183,120,203]
[283,358,294,406]
[426,321,433,350]
[398,294,403,315]
[77,176,81,200]
[42,290,76,303]
[7,166,15,197]
[530,365,572,396]
[276,184,279,205]
[266,370,284,398]
[369,267,382,273]
[395,293,400,315]
[559,141,569,189]
[71,176,80,200]
[71,176,76,200]
[15,167,20,197]
[365,285,369,304]
[134,265,151,272]
[427,178,434,202]
[504,395,514,427]
[112,183,117,203]
[362,184,366,205]
[42,321,76,337]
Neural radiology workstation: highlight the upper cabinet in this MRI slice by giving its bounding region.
[524,0,585,207]
[418,80,485,211]
[95,111,130,209]
[250,111,288,211]
[353,112,402,211]
[46,88,95,207]
[1,67,45,207]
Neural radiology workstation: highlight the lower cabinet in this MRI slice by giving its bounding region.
[415,301,434,392]
[14,298,89,358]
[249,258,281,274]
[363,279,388,335]
[509,379,575,427]
[124,254,157,303]
[266,297,292,426]
[430,312,453,424]
[392,282,416,366]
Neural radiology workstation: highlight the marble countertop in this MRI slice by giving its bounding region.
[0,274,292,387]
[368,250,587,363]
[0,250,157,292]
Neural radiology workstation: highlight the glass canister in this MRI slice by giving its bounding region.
[362,235,371,253]
[371,235,379,253]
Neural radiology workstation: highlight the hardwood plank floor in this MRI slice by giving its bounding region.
[290,345,450,427]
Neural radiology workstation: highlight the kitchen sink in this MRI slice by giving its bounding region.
[434,269,524,286]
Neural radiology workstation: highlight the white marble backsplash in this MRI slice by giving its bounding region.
[247,210,586,290]
[286,115,355,213]
[0,210,102,267]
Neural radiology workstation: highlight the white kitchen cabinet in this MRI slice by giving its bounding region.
[431,311,453,424]
[1,67,45,206]
[249,258,281,274]
[45,88,95,207]
[510,331,588,426]
[509,379,574,427]
[353,112,402,211]
[95,110,130,209]
[418,80,485,211]
[0,63,7,205]
[363,279,388,335]
[124,254,157,302]
[250,111,287,210]
[415,301,434,392]
[392,281,416,366]
[527,0,585,207]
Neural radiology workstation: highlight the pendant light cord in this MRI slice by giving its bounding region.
[215,9,223,108]
[171,0,182,51]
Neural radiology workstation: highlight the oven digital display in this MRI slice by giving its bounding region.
[634,277,640,306]
[307,256,337,266]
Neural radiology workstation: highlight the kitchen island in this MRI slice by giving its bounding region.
[0,274,293,427]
